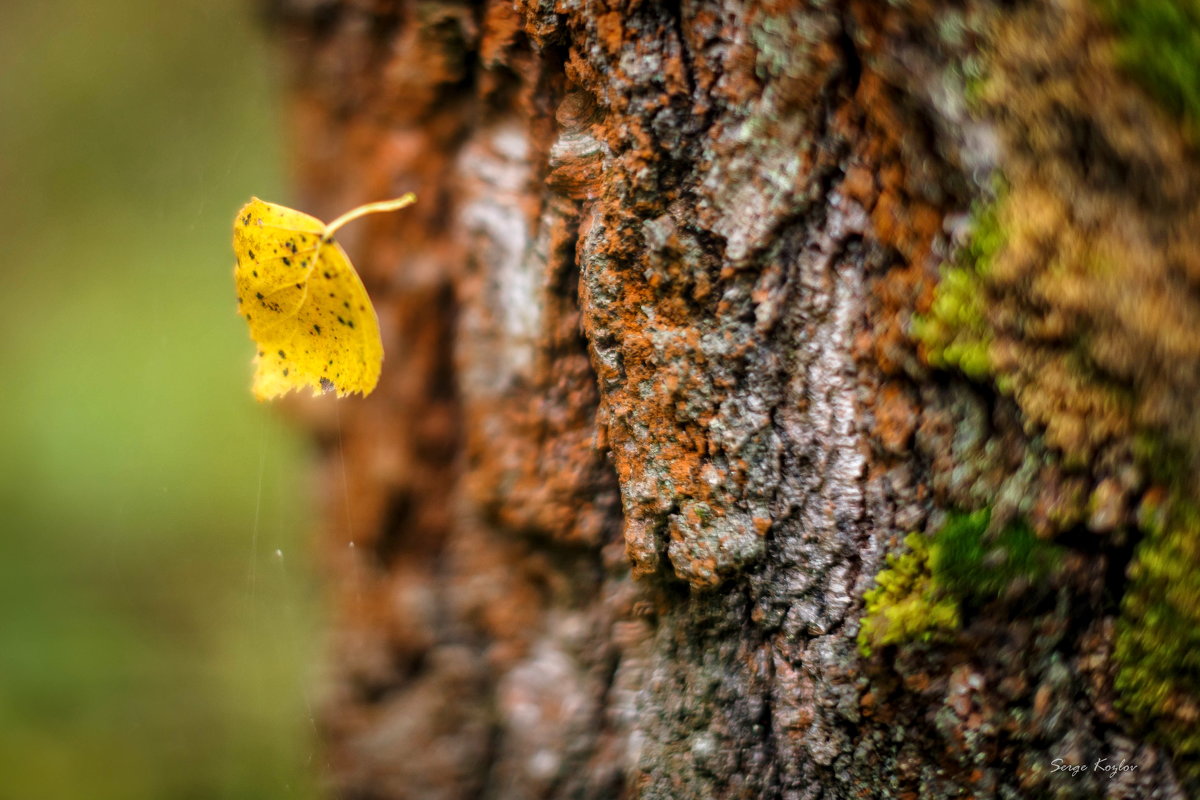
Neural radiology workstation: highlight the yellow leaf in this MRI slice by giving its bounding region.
[232,194,415,400]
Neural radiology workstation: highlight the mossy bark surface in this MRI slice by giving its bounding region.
[267,0,1198,796]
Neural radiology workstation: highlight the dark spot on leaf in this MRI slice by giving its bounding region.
[256,292,264,300]
[282,257,291,266]
[278,350,286,359]
[248,250,255,260]
[282,368,289,377]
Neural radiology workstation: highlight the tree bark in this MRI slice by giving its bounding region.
[267,0,1199,797]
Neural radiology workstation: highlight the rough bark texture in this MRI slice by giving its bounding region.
[266,0,1199,797]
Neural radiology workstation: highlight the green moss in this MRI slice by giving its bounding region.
[1092,0,1200,137]
[913,197,1005,381]
[859,510,1063,656]
[858,533,960,657]
[930,508,1063,600]
[1115,496,1200,786]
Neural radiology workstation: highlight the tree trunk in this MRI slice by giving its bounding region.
[267,0,1200,797]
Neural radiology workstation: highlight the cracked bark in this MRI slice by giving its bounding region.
[266,0,1195,797]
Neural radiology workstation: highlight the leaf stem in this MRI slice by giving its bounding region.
[322,193,417,239]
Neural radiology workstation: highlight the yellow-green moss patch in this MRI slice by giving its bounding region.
[913,197,1004,381]
[1115,495,1200,785]
[859,532,960,657]
[860,510,1065,657]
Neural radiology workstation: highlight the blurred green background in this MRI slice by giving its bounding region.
[0,0,323,797]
